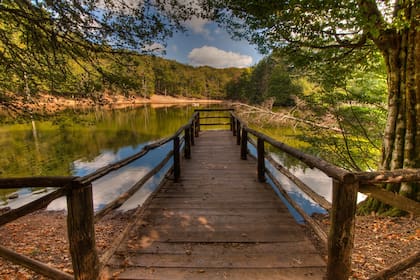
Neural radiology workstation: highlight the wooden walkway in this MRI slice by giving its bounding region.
[105,130,326,279]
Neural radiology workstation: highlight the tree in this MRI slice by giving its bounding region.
[204,0,419,208]
[0,0,198,93]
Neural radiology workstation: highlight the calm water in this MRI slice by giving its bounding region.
[0,105,200,209]
[1,105,362,220]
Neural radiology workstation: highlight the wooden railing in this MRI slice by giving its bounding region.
[1,108,418,280]
[0,109,210,280]
[230,112,420,280]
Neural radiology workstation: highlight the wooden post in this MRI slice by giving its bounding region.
[231,116,237,136]
[236,120,241,145]
[195,113,200,137]
[67,180,99,280]
[257,137,265,182]
[327,179,358,280]
[190,125,195,146]
[241,128,248,160]
[173,136,180,182]
[184,127,191,159]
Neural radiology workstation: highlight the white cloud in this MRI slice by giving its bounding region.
[184,17,212,39]
[142,42,165,53]
[188,46,253,68]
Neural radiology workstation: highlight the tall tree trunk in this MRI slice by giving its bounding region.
[360,1,419,213]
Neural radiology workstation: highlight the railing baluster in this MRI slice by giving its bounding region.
[190,125,195,146]
[236,120,241,145]
[231,115,236,136]
[67,180,99,280]
[184,127,191,159]
[241,128,248,160]
[327,179,358,280]
[173,136,181,182]
[257,137,265,182]
[195,113,200,137]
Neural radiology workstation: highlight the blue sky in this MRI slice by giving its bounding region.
[157,18,264,68]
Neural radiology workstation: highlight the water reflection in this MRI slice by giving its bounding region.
[0,104,205,208]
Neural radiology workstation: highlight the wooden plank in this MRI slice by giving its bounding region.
[108,251,325,268]
[116,240,319,254]
[106,267,326,280]
[105,130,325,279]
[147,201,288,209]
[142,208,290,217]
[142,213,295,225]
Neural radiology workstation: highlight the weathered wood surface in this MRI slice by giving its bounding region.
[105,130,325,279]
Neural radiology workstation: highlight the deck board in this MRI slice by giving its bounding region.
[104,130,325,279]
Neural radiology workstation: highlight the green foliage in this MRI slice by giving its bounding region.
[226,52,299,105]
[0,0,201,94]
[292,53,387,171]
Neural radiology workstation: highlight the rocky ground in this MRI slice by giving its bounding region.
[0,210,418,279]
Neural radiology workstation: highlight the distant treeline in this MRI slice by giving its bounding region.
[0,52,245,100]
[1,48,302,105]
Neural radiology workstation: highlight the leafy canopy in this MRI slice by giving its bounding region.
[0,0,199,81]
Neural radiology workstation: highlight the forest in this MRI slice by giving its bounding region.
[0,51,245,101]
[1,0,418,211]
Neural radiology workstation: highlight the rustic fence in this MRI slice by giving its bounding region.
[0,110,207,280]
[0,108,418,280]
[230,112,420,280]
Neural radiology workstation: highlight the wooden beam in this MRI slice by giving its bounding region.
[327,180,358,280]
[266,155,332,211]
[0,176,74,189]
[194,108,234,112]
[0,187,68,226]
[356,168,420,184]
[245,127,355,184]
[94,151,173,222]
[266,171,328,245]
[359,184,420,216]
[67,181,99,280]
[80,137,172,185]
[173,137,181,182]
[241,128,248,160]
[257,138,266,182]
[236,119,241,145]
[368,250,420,280]
[0,245,73,280]
[184,127,191,159]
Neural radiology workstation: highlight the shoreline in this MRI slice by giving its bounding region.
[0,93,225,116]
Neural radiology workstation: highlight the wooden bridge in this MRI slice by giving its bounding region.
[0,108,419,280]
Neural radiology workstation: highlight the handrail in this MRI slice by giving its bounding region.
[230,111,420,280]
[2,108,418,280]
[0,109,201,280]
[194,108,233,130]
[0,176,75,189]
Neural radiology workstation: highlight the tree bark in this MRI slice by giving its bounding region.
[358,0,419,212]
[377,2,419,200]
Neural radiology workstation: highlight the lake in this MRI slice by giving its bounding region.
[1,104,362,221]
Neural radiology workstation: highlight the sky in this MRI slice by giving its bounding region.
[157,18,264,69]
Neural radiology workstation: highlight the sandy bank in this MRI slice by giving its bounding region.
[0,93,224,115]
